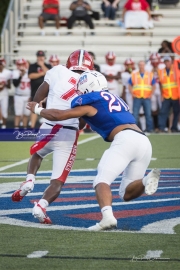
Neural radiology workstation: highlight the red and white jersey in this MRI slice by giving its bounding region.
[100,64,123,96]
[121,71,131,93]
[44,65,80,128]
[12,69,30,96]
[145,63,165,95]
[0,68,12,96]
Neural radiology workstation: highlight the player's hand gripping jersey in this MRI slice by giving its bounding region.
[45,65,80,128]
[71,91,136,141]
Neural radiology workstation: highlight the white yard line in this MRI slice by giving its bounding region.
[0,158,30,172]
[0,135,100,172]
[27,251,49,258]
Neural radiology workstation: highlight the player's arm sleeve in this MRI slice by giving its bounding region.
[13,77,22,87]
[44,69,52,85]
[71,94,95,108]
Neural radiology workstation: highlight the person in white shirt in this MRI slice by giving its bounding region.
[11,50,94,225]
[121,58,135,112]
[100,51,123,97]
[0,58,12,129]
[145,53,165,131]
[12,59,31,128]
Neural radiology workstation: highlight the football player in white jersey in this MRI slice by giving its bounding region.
[49,54,60,67]
[0,58,12,129]
[100,51,123,97]
[12,50,94,224]
[12,59,31,128]
[146,53,165,131]
[121,58,135,113]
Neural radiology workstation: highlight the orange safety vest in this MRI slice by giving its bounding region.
[158,67,179,100]
[131,71,153,98]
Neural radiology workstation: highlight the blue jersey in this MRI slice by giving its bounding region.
[71,91,136,142]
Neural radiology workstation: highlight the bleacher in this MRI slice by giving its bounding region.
[3,0,180,66]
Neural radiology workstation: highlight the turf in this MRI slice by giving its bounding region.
[0,133,180,270]
[0,225,180,270]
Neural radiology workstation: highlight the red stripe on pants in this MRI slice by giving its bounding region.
[57,131,79,183]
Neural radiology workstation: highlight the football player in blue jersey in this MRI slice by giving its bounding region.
[27,70,160,231]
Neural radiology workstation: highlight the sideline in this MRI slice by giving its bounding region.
[0,134,100,172]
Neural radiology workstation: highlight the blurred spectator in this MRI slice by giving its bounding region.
[101,0,120,20]
[38,0,60,36]
[12,59,31,129]
[158,40,173,54]
[49,54,60,67]
[146,53,165,131]
[88,51,100,72]
[100,51,123,97]
[121,58,135,112]
[67,0,94,34]
[28,51,51,128]
[0,58,11,129]
[158,56,179,132]
[146,0,153,10]
[122,0,153,29]
[128,61,155,132]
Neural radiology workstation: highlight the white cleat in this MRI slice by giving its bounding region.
[32,202,52,224]
[145,169,161,195]
[12,180,34,202]
[88,216,117,231]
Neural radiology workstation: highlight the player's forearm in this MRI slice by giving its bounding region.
[40,109,65,121]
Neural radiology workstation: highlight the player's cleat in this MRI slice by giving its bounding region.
[11,180,34,202]
[145,169,160,195]
[88,216,117,231]
[32,202,52,224]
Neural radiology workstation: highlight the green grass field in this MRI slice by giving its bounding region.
[0,133,180,270]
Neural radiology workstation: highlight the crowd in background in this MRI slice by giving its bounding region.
[0,45,179,133]
[0,0,179,132]
[38,0,161,35]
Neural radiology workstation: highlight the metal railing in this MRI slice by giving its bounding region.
[0,0,28,66]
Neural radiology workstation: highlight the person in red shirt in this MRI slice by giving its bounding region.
[122,0,153,29]
[38,0,60,36]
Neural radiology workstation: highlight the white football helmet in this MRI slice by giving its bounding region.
[77,70,108,94]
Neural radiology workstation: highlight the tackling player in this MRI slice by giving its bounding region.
[11,50,94,224]
[27,70,161,230]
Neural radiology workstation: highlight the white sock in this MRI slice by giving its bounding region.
[38,199,49,208]
[26,174,35,183]
[101,206,113,219]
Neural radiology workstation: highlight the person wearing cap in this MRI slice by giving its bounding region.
[158,56,180,132]
[100,51,123,97]
[0,58,12,129]
[28,51,51,128]
[12,59,31,129]
[128,60,156,132]
[38,0,60,36]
